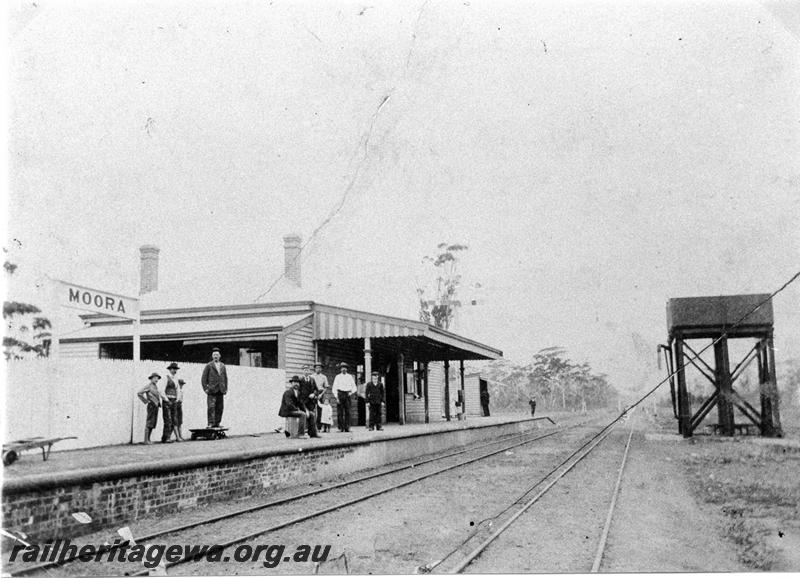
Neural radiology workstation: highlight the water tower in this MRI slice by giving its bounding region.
[661,294,782,437]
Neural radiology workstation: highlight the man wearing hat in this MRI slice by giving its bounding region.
[365,371,385,431]
[137,372,162,444]
[162,362,184,442]
[201,348,228,428]
[278,376,308,438]
[311,362,329,428]
[332,362,357,432]
[298,364,321,437]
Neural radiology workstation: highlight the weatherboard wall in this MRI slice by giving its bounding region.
[282,317,316,378]
[59,341,99,359]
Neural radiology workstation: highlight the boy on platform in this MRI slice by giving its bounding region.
[365,371,384,431]
[137,373,162,445]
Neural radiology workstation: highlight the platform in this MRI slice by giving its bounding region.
[2,415,544,542]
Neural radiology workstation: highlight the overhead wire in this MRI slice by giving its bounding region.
[422,268,800,573]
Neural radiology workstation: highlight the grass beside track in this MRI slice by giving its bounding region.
[683,441,800,570]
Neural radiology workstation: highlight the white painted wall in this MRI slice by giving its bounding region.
[4,358,286,450]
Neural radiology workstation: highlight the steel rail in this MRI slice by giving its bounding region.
[10,424,571,577]
[446,424,617,574]
[126,426,573,576]
[590,426,634,572]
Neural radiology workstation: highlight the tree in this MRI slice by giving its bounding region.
[3,258,52,360]
[481,347,619,412]
[416,243,468,330]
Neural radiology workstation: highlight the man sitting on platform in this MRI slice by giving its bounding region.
[279,376,308,439]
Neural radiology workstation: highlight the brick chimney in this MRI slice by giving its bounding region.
[139,245,160,295]
[283,234,302,288]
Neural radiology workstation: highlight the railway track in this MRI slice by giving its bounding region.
[10,420,580,577]
[426,417,636,574]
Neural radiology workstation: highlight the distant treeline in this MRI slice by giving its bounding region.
[480,347,619,412]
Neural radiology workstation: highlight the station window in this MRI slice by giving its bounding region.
[239,348,262,367]
[404,362,424,397]
[416,367,425,397]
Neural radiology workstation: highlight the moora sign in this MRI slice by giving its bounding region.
[59,281,139,320]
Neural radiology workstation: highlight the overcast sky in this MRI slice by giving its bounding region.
[5,0,800,392]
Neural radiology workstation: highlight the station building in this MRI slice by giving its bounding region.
[59,236,502,425]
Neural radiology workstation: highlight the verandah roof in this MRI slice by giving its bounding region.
[314,305,502,361]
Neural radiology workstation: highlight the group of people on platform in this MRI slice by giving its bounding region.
[137,362,187,444]
[137,347,228,444]
[137,347,387,444]
[279,361,385,439]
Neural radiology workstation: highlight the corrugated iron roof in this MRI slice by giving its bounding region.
[315,309,426,340]
[62,313,313,342]
[312,304,502,360]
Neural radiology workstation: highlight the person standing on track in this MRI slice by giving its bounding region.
[529,397,537,417]
[201,347,228,428]
[365,371,384,431]
[332,362,357,432]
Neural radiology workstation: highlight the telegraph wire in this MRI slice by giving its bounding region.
[421,268,800,573]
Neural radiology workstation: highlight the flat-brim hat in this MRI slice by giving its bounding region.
[149,372,161,380]
[167,362,180,370]
[289,375,301,384]
[338,362,349,368]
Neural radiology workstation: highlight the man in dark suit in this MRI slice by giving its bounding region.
[201,347,228,428]
[278,376,308,438]
[298,365,321,437]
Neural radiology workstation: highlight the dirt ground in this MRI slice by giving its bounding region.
[190,411,778,574]
[640,405,800,572]
[464,414,746,573]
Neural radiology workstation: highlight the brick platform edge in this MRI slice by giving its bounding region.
[2,418,540,542]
